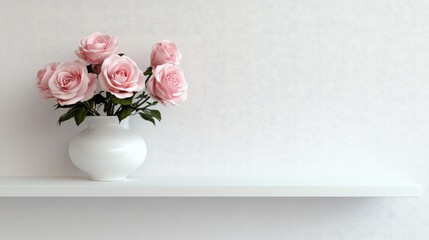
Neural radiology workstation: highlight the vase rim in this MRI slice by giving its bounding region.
[86,116,124,119]
[86,116,129,129]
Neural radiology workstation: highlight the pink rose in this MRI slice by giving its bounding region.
[150,40,182,67]
[75,32,119,64]
[36,63,58,99]
[48,61,97,105]
[98,55,144,98]
[147,63,187,105]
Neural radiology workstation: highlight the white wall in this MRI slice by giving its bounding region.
[0,0,428,239]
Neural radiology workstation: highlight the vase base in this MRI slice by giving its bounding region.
[89,177,127,182]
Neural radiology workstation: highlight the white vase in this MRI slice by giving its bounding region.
[68,116,147,181]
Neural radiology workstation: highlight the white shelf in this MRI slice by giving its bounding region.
[0,176,422,197]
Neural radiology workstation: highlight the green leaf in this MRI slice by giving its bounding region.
[110,94,132,105]
[74,108,88,126]
[146,101,158,108]
[117,107,133,122]
[139,112,156,125]
[145,109,161,121]
[58,107,80,125]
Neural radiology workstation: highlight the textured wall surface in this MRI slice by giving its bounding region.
[0,0,428,239]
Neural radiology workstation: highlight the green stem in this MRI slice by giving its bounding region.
[142,101,158,110]
[114,105,123,115]
[137,96,151,106]
[81,102,100,116]
[144,73,152,85]
[104,92,115,116]
[108,102,115,116]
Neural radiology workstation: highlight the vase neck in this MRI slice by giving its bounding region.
[87,116,129,130]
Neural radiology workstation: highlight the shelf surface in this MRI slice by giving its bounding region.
[0,176,422,197]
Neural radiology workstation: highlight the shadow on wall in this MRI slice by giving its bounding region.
[0,197,408,239]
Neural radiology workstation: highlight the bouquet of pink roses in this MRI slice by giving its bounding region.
[36,32,187,126]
